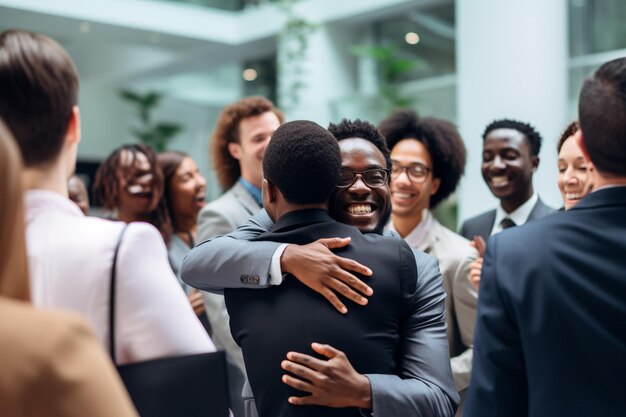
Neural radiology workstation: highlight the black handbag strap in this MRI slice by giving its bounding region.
[109,224,129,364]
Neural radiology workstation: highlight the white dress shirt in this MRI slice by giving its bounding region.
[25,190,215,365]
[490,193,538,235]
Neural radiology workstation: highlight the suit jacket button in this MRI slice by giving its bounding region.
[252,276,260,284]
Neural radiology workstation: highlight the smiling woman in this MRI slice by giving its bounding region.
[157,150,210,323]
[556,121,594,210]
[93,144,172,243]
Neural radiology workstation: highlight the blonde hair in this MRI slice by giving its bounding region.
[0,120,30,301]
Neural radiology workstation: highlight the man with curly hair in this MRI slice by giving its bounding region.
[459,118,555,242]
[199,96,284,240]
[378,110,478,416]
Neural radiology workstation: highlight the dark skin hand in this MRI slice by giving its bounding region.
[281,237,374,314]
[281,343,372,410]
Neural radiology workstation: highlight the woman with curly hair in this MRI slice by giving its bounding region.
[93,144,172,242]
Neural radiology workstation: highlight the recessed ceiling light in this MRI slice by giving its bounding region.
[243,68,258,81]
[79,22,91,33]
[405,32,420,45]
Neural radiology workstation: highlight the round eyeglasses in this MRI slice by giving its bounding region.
[336,168,390,189]
[390,161,432,184]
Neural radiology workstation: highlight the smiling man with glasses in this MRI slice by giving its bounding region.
[379,110,478,417]
[182,118,458,417]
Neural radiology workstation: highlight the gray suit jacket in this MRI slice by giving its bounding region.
[459,197,555,241]
[417,218,478,416]
[196,180,261,417]
[183,209,458,417]
[198,181,261,242]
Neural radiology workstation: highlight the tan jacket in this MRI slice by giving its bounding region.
[416,218,478,391]
[0,298,138,417]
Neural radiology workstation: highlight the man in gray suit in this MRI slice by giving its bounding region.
[459,119,554,242]
[378,111,477,416]
[198,96,283,417]
[183,119,459,416]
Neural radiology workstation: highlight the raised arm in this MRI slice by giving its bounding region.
[182,209,373,313]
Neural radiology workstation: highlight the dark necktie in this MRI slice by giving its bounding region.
[500,218,517,230]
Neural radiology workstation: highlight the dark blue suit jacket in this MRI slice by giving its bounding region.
[465,187,626,417]
[459,197,554,241]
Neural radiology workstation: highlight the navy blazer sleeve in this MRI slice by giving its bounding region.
[464,234,527,417]
[181,209,280,292]
[366,249,459,417]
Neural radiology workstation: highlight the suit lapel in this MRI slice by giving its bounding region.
[231,182,261,216]
[418,218,440,255]
[480,210,496,241]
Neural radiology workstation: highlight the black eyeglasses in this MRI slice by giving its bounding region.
[390,161,432,183]
[337,168,390,189]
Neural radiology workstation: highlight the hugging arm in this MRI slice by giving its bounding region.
[366,251,458,417]
[182,209,278,292]
[281,249,459,417]
[182,209,373,312]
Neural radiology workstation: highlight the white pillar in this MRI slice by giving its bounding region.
[456,0,568,224]
[278,23,355,125]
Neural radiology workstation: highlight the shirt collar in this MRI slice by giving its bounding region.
[25,189,84,223]
[238,177,262,206]
[388,209,433,249]
[492,193,538,235]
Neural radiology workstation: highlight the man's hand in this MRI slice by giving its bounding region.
[281,343,372,410]
[187,289,205,316]
[470,235,486,257]
[281,237,373,314]
[469,257,483,290]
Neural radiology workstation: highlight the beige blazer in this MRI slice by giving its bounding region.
[0,298,138,417]
[416,218,478,391]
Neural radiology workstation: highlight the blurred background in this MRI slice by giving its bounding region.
[1,0,625,226]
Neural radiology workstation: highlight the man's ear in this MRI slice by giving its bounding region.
[228,142,241,160]
[575,130,593,164]
[263,178,277,203]
[531,155,540,172]
[65,106,81,147]
[430,177,442,196]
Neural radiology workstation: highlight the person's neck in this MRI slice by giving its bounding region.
[118,211,150,224]
[273,203,327,222]
[173,214,197,238]
[501,188,533,214]
[391,211,424,239]
[23,164,69,196]
[240,174,261,189]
